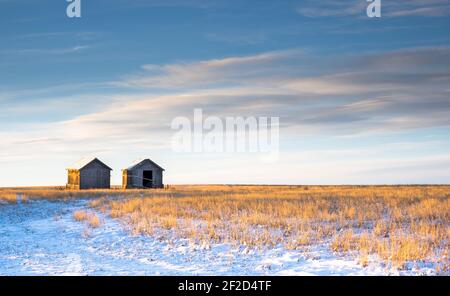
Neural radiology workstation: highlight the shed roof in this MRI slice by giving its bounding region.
[125,158,165,171]
[67,157,113,171]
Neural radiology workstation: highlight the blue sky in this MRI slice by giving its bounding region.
[1,0,450,186]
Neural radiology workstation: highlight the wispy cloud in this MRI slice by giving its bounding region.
[297,0,367,18]
[205,32,268,45]
[297,0,450,18]
[0,45,91,56]
[114,49,303,89]
[16,31,101,41]
[385,0,450,17]
[4,45,448,149]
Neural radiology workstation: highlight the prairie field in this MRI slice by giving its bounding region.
[0,185,449,275]
[88,185,450,273]
[0,186,145,202]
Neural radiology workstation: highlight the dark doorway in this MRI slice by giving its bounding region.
[143,170,153,188]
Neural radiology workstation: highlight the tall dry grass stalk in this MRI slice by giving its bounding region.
[0,193,17,203]
[73,210,88,221]
[73,210,101,228]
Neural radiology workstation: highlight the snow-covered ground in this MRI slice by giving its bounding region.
[0,199,435,275]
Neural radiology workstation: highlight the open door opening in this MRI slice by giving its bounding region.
[143,170,153,188]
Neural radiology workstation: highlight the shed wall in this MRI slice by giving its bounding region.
[124,161,163,189]
[67,161,111,190]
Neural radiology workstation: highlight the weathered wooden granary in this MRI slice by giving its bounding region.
[67,157,112,190]
[122,159,164,189]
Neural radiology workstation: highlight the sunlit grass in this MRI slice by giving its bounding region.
[0,187,158,202]
[73,210,88,221]
[0,193,17,203]
[1,185,449,273]
[90,185,450,272]
[73,210,101,228]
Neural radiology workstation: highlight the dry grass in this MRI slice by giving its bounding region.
[0,187,155,202]
[89,185,449,272]
[73,210,88,221]
[73,210,101,228]
[0,193,18,203]
[1,185,449,272]
[88,214,101,228]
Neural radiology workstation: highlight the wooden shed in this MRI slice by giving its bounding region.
[122,159,164,189]
[67,157,112,190]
